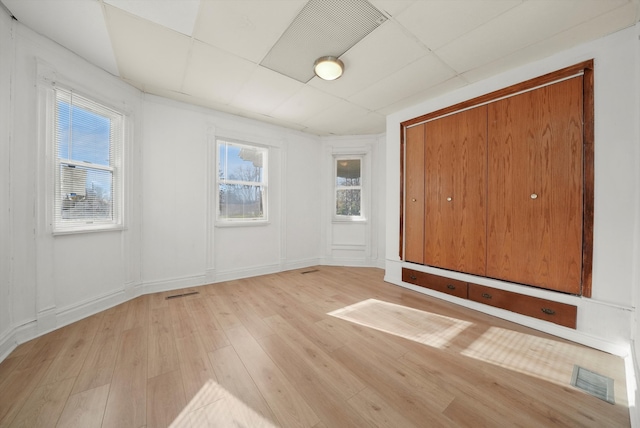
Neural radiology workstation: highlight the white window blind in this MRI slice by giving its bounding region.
[54,88,123,232]
[217,139,268,221]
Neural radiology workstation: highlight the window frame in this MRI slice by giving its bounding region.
[51,85,125,234]
[333,154,365,222]
[216,138,269,225]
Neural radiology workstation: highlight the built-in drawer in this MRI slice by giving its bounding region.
[468,283,577,329]
[402,268,468,299]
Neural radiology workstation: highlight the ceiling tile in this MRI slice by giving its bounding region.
[229,66,304,115]
[235,110,308,133]
[270,86,341,124]
[435,0,629,73]
[308,20,427,97]
[461,1,639,83]
[105,4,191,91]
[194,0,307,63]
[104,0,201,36]
[376,76,469,116]
[348,53,455,111]
[366,0,414,17]
[300,100,373,135]
[182,41,256,105]
[143,85,243,117]
[394,0,522,50]
[343,111,386,135]
[4,0,119,75]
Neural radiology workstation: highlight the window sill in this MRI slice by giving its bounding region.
[53,224,125,236]
[215,220,271,228]
[332,217,367,224]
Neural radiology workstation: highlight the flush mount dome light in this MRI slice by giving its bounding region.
[314,56,344,81]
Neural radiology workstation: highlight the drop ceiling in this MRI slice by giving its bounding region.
[2,0,639,136]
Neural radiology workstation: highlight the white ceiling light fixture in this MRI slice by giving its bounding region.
[260,0,387,83]
[314,56,344,80]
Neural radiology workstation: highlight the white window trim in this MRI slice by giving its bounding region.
[333,154,366,222]
[40,75,127,235]
[215,138,269,226]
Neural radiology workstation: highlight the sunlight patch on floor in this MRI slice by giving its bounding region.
[460,326,626,403]
[460,326,579,385]
[329,299,627,406]
[328,298,472,349]
[170,379,277,428]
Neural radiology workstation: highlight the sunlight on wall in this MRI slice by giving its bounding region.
[170,379,277,427]
[328,298,472,349]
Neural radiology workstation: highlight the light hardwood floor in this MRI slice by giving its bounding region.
[0,266,631,427]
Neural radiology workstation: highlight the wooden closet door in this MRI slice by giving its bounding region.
[424,105,487,275]
[487,76,583,294]
[404,124,425,264]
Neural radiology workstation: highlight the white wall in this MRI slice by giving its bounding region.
[386,24,640,356]
[140,96,327,289]
[0,14,143,360]
[320,135,385,268]
[0,7,13,359]
[0,8,386,361]
[633,21,640,427]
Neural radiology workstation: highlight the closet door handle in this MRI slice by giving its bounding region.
[446,197,452,202]
[411,198,417,202]
[530,193,538,199]
[541,308,556,315]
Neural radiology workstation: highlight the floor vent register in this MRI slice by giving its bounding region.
[165,291,200,300]
[571,365,615,404]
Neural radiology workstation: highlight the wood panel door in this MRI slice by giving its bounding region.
[487,76,583,294]
[424,105,487,275]
[404,124,425,264]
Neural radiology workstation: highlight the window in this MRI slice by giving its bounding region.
[53,88,123,232]
[335,157,363,219]
[217,139,268,222]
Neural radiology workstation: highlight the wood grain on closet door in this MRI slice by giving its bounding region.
[404,123,425,264]
[424,105,487,275]
[487,76,583,293]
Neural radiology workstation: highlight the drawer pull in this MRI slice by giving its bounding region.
[446,284,456,290]
[410,275,417,280]
[481,293,492,299]
[541,308,556,315]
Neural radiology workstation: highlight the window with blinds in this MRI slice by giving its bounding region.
[217,139,268,222]
[53,88,123,232]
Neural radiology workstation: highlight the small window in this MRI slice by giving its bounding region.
[53,88,123,232]
[335,157,363,219]
[217,139,268,222]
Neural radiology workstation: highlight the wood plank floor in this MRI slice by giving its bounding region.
[0,266,630,427]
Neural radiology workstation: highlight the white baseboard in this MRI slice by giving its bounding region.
[36,306,57,335]
[321,257,382,267]
[214,263,282,283]
[56,288,127,328]
[143,274,208,295]
[0,326,17,362]
[280,258,322,272]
